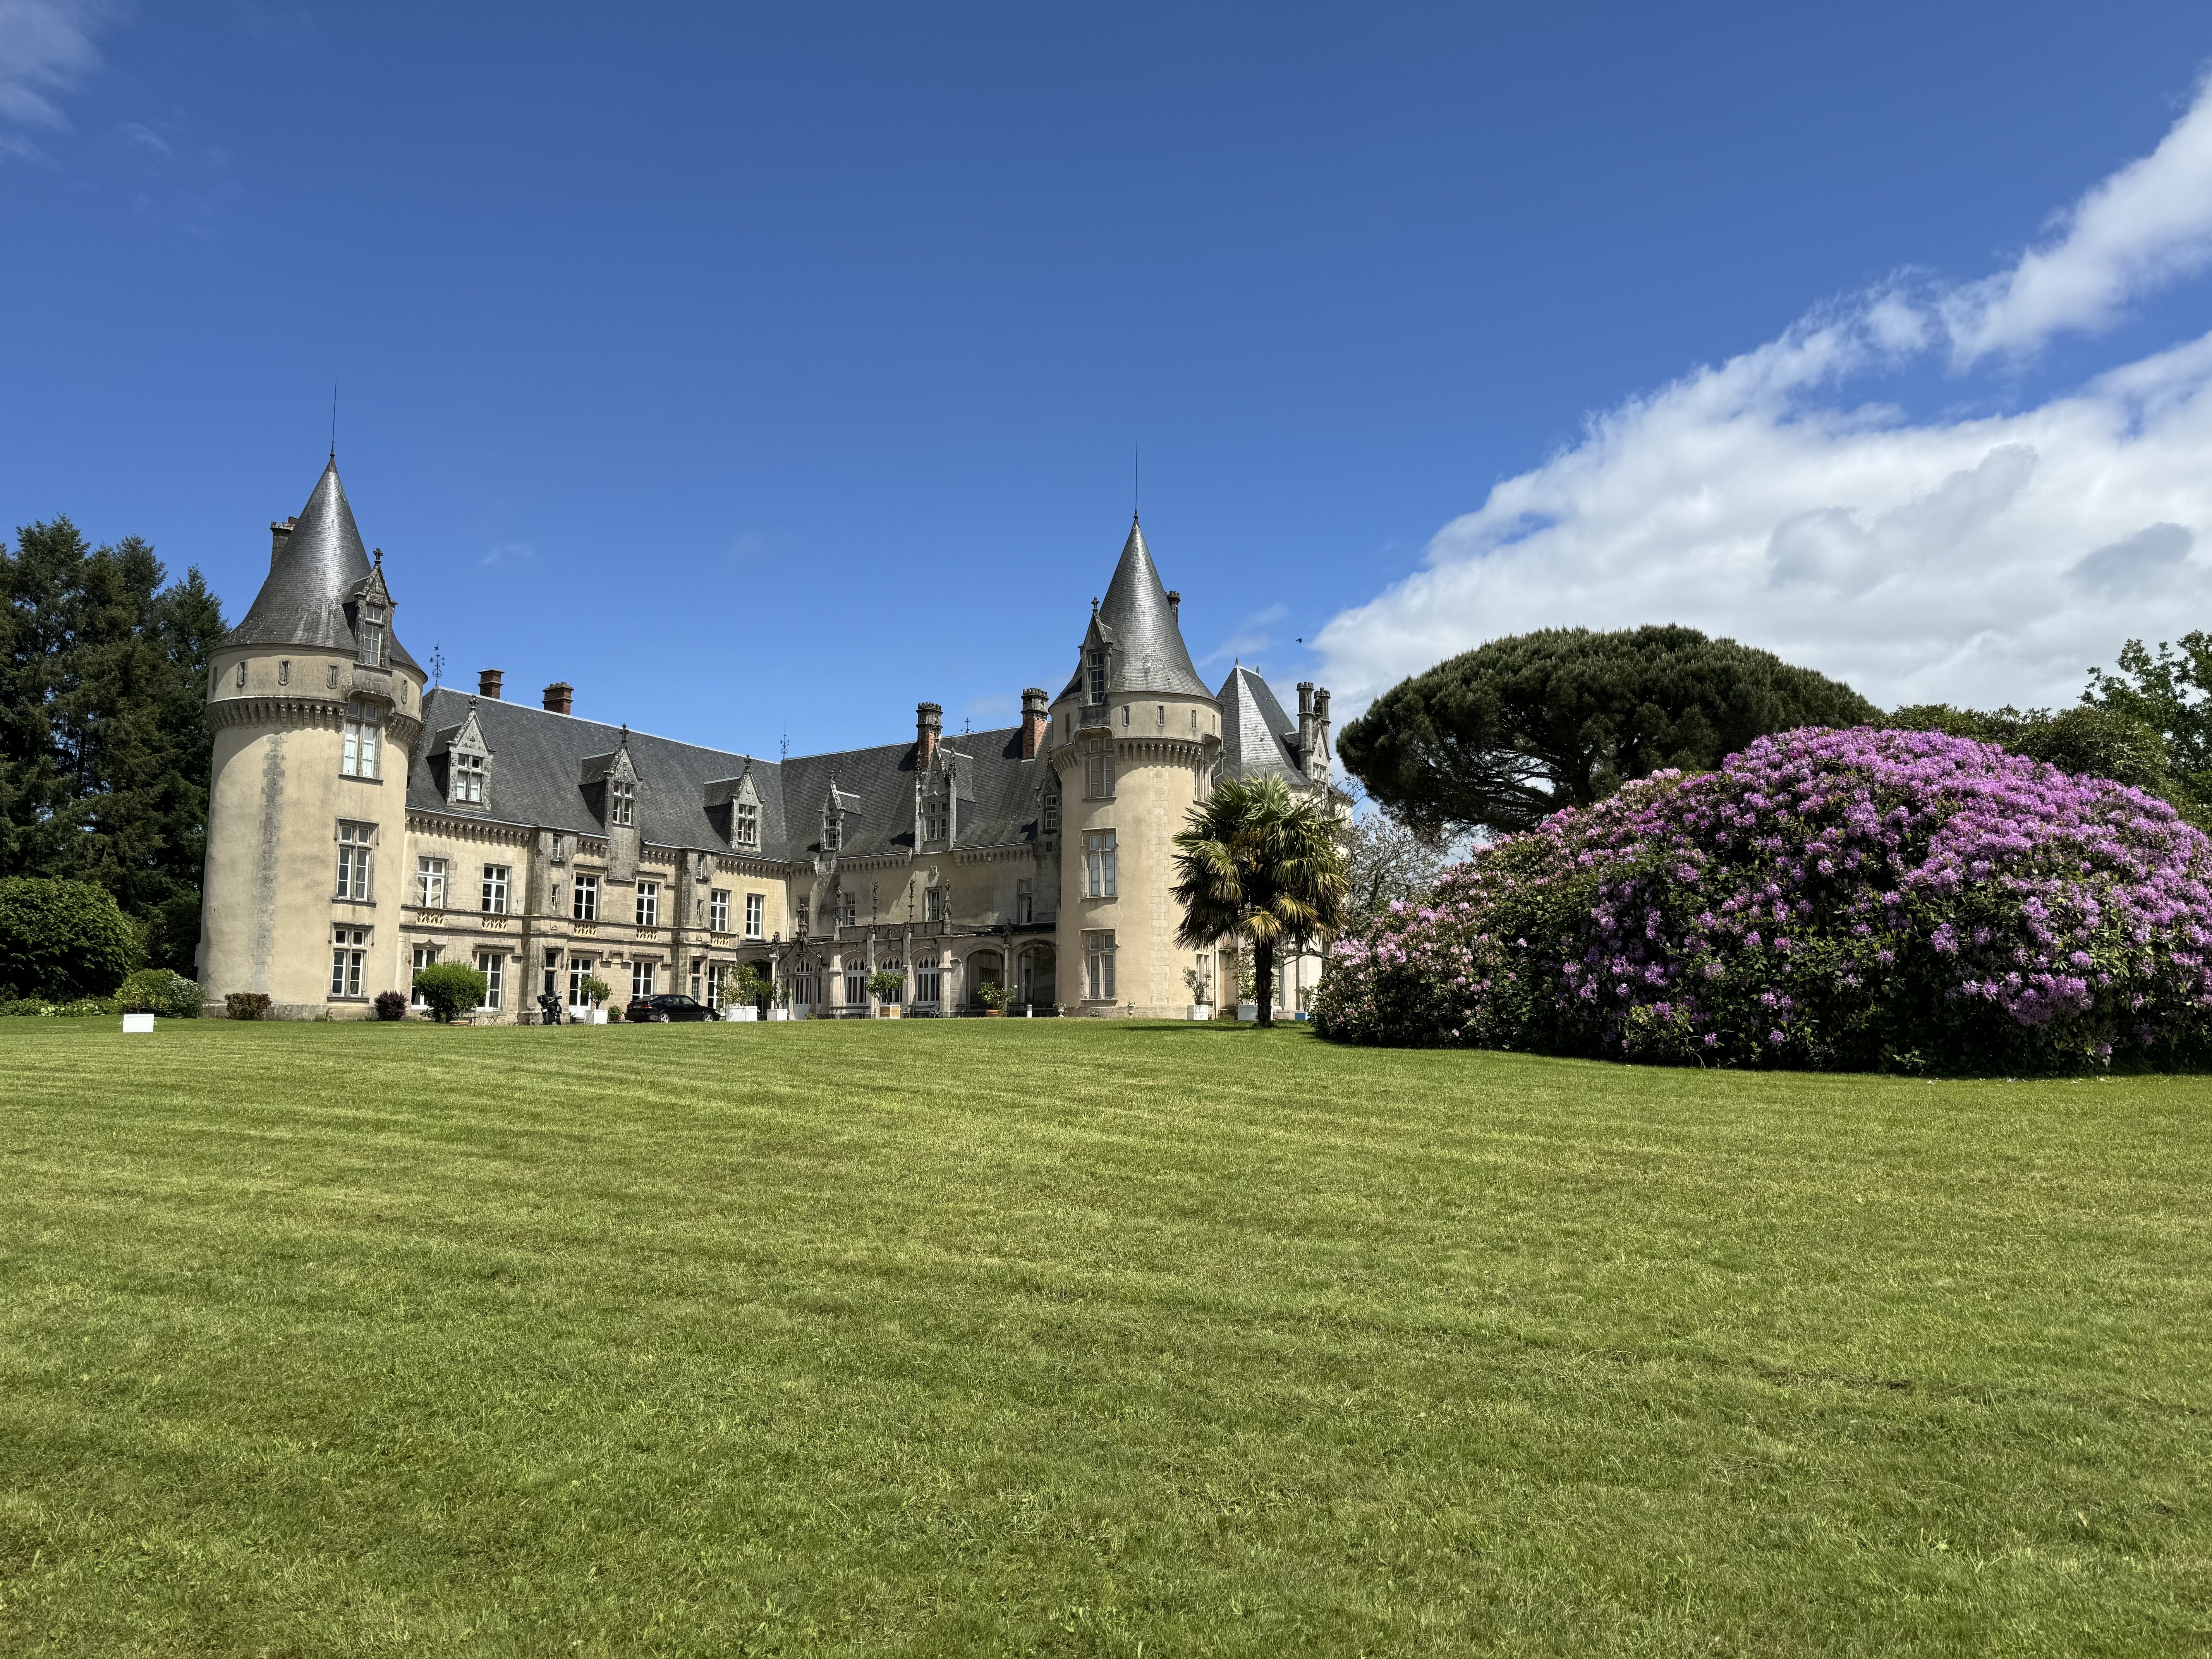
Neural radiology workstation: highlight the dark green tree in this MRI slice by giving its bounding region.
[1338,625,1878,839]
[1171,775,1349,1028]
[0,518,226,970]
[2080,634,2212,812]
[0,876,144,1000]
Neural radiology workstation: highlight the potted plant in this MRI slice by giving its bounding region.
[578,975,614,1024]
[1234,953,1258,1023]
[976,981,1009,1017]
[1183,964,1213,1022]
[866,967,907,1018]
[724,964,765,1021]
[768,981,793,1021]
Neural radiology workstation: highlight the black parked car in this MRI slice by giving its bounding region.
[626,992,714,1023]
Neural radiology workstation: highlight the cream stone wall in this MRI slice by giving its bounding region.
[200,644,426,1017]
[1048,687,1219,1017]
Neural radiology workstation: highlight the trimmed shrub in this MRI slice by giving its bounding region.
[373,989,408,1020]
[412,962,488,1023]
[118,969,203,1018]
[1314,727,2212,1073]
[0,877,143,1001]
[225,992,271,1020]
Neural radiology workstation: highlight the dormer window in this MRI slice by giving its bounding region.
[924,796,948,842]
[452,750,486,804]
[610,778,635,827]
[823,812,841,853]
[735,800,758,847]
[1086,649,1107,704]
[359,608,386,668]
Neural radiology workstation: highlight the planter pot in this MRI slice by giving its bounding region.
[586,1008,608,1025]
[875,1006,901,1018]
[1188,1005,1212,1021]
[983,1008,1005,1018]
[724,1006,758,1022]
[1237,1003,1258,1022]
[121,1013,155,1034]
[768,1008,791,1021]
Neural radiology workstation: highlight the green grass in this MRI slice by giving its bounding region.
[1,1020,2209,1656]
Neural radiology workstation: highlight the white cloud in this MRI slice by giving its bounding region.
[480,541,536,567]
[1317,82,2212,720]
[0,0,111,146]
[1947,73,2212,361]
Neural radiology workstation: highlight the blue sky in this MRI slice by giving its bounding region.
[6,4,2212,752]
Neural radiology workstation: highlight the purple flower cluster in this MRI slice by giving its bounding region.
[1314,728,2212,1071]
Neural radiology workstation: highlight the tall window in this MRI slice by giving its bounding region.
[481,864,509,914]
[1042,788,1060,836]
[735,800,759,846]
[745,892,764,939]
[635,882,659,926]
[341,701,381,779]
[843,962,867,1008]
[631,960,656,998]
[416,856,447,908]
[476,950,503,1011]
[689,958,705,1001]
[334,821,375,901]
[1084,930,1116,1001]
[358,608,386,667]
[330,926,369,997]
[924,885,945,924]
[924,796,948,841]
[1157,704,1166,730]
[915,959,941,1005]
[411,944,439,1008]
[822,811,841,852]
[1084,831,1117,898]
[543,950,562,1000]
[573,874,598,921]
[1086,648,1107,704]
[709,889,730,932]
[839,891,856,926]
[1015,878,1033,924]
[610,778,635,826]
[568,957,595,1005]
[452,751,486,804]
[1084,737,1115,799]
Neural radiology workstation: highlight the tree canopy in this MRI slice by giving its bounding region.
[0,517,226,970]
[2079,634,2212,814]
[0,876,144,1000]
[1171,775,1348,1027]
[1337,625,1877,840]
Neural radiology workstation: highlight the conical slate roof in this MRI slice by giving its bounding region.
[1061,517,1211,700]
[228,460,419,670]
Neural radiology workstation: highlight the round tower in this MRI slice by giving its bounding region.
[1048,517,1221,1016]
[200,461,426,1015]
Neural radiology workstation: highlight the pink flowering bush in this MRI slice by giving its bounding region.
[1313,728,2212,1072]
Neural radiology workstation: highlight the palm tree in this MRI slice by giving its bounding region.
[1172,775,1349,1028]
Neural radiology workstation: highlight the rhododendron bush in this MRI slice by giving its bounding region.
[1313,728,2212,1071]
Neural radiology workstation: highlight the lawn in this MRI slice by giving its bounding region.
[0,1019,2207,1657]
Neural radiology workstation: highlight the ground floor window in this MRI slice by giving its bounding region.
[476,950,504,1011]
[568,957,595,1005]
[330,926,369,998]
[1084,931,1116,1001]
[542,950,562,1001]
[631,960,656,998]
[410,944,439,1008]
[689,957,705,1001]
[843,962,867,1008]
[915,959,941,1005]
[786,967,819,1007]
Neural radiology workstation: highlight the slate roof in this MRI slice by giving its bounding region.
[1058,517,1211,701]
[228,460,422,673]
[1216,664,1304,785]
[407,689,1049,860]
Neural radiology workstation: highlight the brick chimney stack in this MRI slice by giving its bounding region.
[1020,687,1049,758]
[543,681,573,715]
[479,669,504,701]
[916,701,942,771]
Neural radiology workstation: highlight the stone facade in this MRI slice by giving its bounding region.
[198,460,1336,1020]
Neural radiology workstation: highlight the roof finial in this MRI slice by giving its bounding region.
[1133,445,1139,524]
[330,379,338,461]
[373,547,382,567]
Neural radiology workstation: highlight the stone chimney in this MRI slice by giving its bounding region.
[479,669,504,701]
[916,701,942,771]
[269,516,297,569]
[543,681,573,715]
[1312,686,1333,779]
[1297,681,1316,767]
[1020,687,1049,759]
[1167,590,1180,615]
